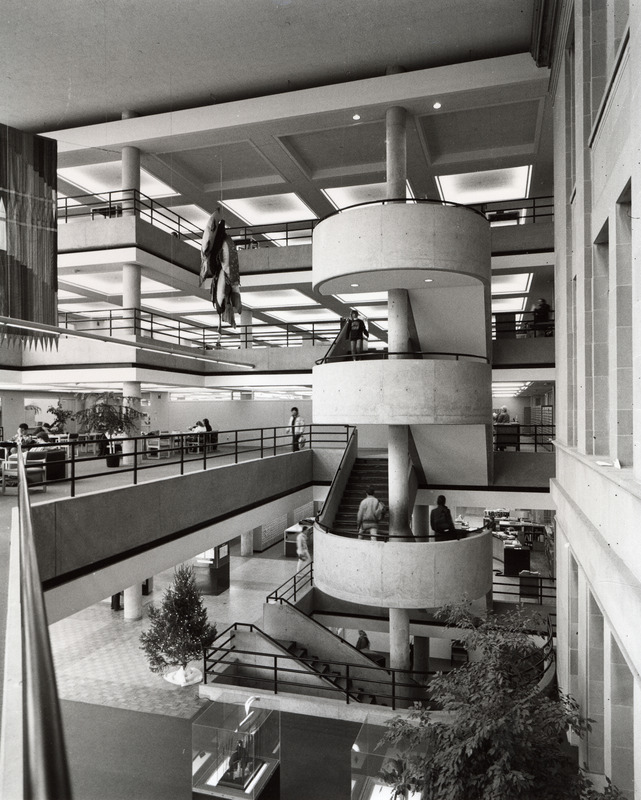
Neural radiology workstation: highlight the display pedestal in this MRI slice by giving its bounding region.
[193,765,279,800]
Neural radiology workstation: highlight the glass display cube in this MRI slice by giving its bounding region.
[192,701,280,799]
[351,718,423,800]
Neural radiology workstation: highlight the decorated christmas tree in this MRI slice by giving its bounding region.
[140,564,216,685]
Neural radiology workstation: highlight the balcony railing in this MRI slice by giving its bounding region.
[5,425,352,498]
[57,192,553,249]
[57,308,347,350]
[492,309,555,339]
[493,423,555,452]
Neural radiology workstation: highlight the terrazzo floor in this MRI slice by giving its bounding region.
[49,542,299,719]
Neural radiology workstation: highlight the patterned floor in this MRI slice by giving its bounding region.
[49,544,298,719]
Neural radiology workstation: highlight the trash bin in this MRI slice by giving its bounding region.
[519,570,541,601]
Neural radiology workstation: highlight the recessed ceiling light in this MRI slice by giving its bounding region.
[352,114,361,120]
[424,278,433,283]
[351,283,359,287]
[433,102,442,109]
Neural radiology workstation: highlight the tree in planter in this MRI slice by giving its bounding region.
[140,564,216,686]
[380,604,624,800]
[46,400,75,433]
[73,392,145,461]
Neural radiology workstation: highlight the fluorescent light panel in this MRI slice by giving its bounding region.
[241,289,316,309]
[491,273,532,295]
[58,162,178,198]
[220,193,315,225]
[436,166,532,205]
[323,181,412,210]
[335,292,388,304]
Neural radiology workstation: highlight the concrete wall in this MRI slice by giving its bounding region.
[32,450,313,583]
[313,527,493,609]
[313,360,491,425]
[312,203,490,295]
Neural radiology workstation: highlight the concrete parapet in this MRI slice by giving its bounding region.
[313,358,491,424]
[313,526,493,609]
[312,203,490,295]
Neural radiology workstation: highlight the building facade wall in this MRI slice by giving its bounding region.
[552,2,640,795]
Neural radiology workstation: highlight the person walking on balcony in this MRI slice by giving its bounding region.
[287,406,305,451]
[530,297,552,337]
[357,486,385,541]
[347,309,369,360]
[296,529,312,573]
[430,495,457,541]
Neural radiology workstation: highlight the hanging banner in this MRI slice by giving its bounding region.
[0,123,58,349]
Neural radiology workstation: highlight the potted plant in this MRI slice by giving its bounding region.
[73,392,145,467]
[140,564,216,686]
[46,399,75,433]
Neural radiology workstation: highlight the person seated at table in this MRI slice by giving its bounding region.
[430,495,458,540]
[32,425,50,442]
[202,418,213,432]
[190,420,207,432]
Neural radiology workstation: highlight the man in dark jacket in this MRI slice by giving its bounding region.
[430,495,457,540]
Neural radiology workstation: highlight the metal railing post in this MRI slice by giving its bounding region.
[273,428,277,456]
[70,441,76,498]
[133,437,138,485]
[260,428,264,458]
[180,435,185,475]
[346,664,350,704]
[274,656,278,694]
[234,430,239,463]
[391,670,397,710]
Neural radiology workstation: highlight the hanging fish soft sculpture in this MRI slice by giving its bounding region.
[200,207,242,337]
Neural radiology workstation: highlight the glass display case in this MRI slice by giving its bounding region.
[351,718,422,800]
[192,701,280,800]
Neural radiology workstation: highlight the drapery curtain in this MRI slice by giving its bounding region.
[0,124,58,349]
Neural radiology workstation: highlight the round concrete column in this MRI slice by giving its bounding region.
[412,504,430,539]
[386,106,406,199]
[388,288,410,358]
[122,262,141,337]
[241,529,254,557]
[123,584,142,620]
[122,145,140,192]
[122,381,141,464]
[241,307,253,349]
[388,425,412,539]
[389,607,411,671]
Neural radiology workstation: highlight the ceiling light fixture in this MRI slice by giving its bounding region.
[424,278,433,283]
[433,102,442,109]
[351,283,359,287]
[352,114,361,120]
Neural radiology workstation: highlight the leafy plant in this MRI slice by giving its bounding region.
[73,392,145,437]
[380,603,624,800]
[46,400,75,433]
[140,564,216,675]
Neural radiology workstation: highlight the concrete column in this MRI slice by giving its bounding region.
[388,288,410,358]
[122,381,141,465]
[386,106,406,199]
[241,307,253,349]
[123,584,142,620]
[121,143,140,217]
[389,607,411,671]
[241,529,254,557]
[388,425,412,539]
[122,262,141,337]
[412,504,429,539]
[413,635,430,681]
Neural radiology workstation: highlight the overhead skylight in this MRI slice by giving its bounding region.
[268,308,340,323]
[220,193,315,225]
[144,296,213,314]
[241,289,316,309]
[168,204,212,228]
[491,273,533,295]
[58,162,178,198]
[351,306,388,320]
[491,296,528,313]
[436,166,532,205]
[322,181,413,210]
[335,291,388,304]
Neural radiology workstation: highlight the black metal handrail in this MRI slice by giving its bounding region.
[14,447,73,798]
[57,308,348,351]
[492,309,555,339]
[57,189,204,242]
[319,196,489,222]
[16,425,352,498]
[266,562,314,605]
[493,574,557,606]
[316,349,489,366]
[202,622,428,710]
[493,423,555,452]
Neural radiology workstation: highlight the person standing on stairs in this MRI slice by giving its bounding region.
[357,486,386,541]
[347,309,369,360]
